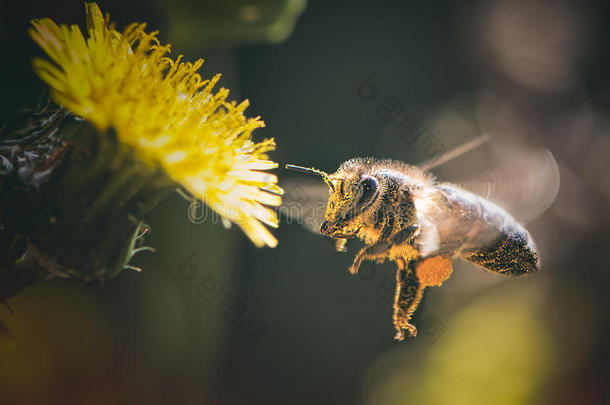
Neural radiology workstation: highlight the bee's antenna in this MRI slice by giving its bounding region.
[285,164,335,191]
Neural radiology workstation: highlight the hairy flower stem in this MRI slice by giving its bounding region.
[1,118,174,301]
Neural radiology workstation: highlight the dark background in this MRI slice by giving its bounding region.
[1,0,610,404]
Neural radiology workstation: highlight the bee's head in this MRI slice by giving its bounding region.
[286,159,382,238]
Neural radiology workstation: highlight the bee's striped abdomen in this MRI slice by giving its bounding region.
[461,227,539,275]
[419,184,540,276]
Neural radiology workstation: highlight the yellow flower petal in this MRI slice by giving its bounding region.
[30,2,283,247]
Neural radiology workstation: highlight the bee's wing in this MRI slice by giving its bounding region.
[455,147,560,224]
[280,180,329,234]
[415,147,559,258]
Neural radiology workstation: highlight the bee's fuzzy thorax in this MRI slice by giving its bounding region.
[336,157,435,186]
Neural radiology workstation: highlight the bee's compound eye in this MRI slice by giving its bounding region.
[357,176,378,208]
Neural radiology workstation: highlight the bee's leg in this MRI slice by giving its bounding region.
[348,213,401,273]
[348,246,368,274]
[349,224,419,275]
[392,256,453,340]
[335,238,348,252]
[393,260,424,340]
[348,242,390,275]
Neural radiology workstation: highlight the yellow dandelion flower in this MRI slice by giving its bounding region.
[29,2,283,247]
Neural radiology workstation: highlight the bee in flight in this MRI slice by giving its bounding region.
[285,148,558,340]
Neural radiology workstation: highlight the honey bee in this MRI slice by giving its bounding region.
[285,149,558,340]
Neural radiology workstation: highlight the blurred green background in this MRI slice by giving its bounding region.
[1,0,610,404]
